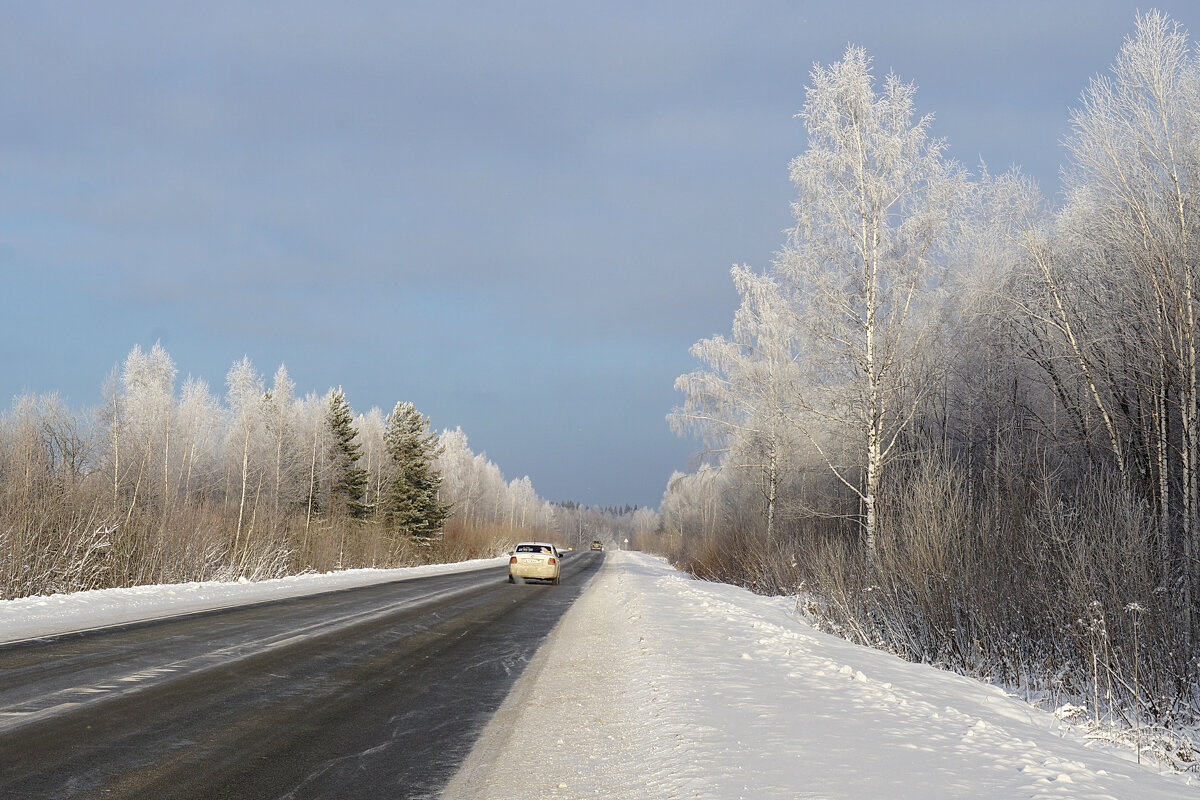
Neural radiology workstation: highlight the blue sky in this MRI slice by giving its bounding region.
[0,2,1185,508]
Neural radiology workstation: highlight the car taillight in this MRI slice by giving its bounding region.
[548,557,556,565]
[510,556,517,564]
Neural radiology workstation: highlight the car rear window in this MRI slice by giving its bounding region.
[515,544,551,553]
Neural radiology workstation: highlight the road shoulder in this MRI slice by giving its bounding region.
[444,551,1197,799]
[441,552,699,798]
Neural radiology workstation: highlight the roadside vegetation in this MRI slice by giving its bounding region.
[654,11,1200,768]
[0,346,561,599]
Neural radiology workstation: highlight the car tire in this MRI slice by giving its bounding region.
[508,574,514,583]
[552,576,560,585]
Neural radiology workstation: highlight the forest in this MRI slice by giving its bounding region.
[0,339,656,603]
[5,3,1196,769]
[0,343,577,599]
[655,11,1200,763]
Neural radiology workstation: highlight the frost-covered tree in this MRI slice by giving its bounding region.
[671,265,801,540]
[658,467,724,551]
[226,356,266,564]
[433,426,509,528]
[296,391,333,550]
[382,401,450,539]
[1057,9,1200,610]
[630,507,660,548]
[778,46,967,554]
[356,407,387,515]
[175,375,222,505]
[116,343,177,523]
[507,476,539,528]
[262,365,301,521]
[436,426,476,522]
[0,339,554,594]
[472,453,509,526]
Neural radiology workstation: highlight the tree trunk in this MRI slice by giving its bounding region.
[304,428,318,561]
[160,412,171,535]
[126,431,152,524]
[765,436,778,541]
[233,426,251,570]
[112,412,120,518]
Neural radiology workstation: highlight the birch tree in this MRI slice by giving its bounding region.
[982,170,1131,481]
[1060,9,1200,615]
[296,391,333,558]
[176,376,221,506]
[118,343,177,524]
[263,365,299,522]
[356,407,387,515]
[436,427,476,524]
[671,265,800,539]
[226,357,265,567]
[777,46,966,555]
[507,476,538,529]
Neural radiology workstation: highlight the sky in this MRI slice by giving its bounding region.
[0,1,1189,509]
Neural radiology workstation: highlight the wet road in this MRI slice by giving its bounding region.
[0,551,603,799]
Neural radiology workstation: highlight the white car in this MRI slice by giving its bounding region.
[508,542,562,585]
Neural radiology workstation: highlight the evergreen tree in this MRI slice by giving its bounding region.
[326,388,369,519]
[382,401,451,539]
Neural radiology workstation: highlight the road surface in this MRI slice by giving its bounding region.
[0,550,603,799]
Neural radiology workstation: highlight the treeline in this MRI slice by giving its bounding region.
[652,12,1200,760]
[554,501,657,551]
[0,343,557,599]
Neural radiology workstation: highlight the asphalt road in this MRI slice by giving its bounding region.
[0,550,604,799]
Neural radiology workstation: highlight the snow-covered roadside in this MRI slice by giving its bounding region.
[0,556,507,644]
[444,551,1197,799]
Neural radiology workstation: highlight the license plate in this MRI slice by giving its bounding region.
[521,558,540,564]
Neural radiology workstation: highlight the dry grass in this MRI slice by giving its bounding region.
[644,456,1200,758]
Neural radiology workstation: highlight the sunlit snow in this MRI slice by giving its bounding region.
[2,552,1195,797]
[446,551,1197,799]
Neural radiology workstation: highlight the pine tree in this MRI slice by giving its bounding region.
[326,388,369,519]
[382,401,451,540]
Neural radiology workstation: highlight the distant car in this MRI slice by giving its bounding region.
[591,540,603,551]
[509,542,562,585]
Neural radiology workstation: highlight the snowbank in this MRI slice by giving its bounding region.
[445,550,1197,799]
[0,557,507,644]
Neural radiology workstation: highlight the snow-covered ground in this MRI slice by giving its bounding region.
[444,550,1198,799]
[0,556,507,644]
[3,551,1197,797]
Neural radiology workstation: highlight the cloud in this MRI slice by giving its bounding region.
[0,0,1172,507]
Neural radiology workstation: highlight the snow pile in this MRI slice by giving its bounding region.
[0,557,506,644]
[446,551,1197,799]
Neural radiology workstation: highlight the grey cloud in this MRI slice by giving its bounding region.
[0,0,1176,507]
